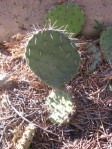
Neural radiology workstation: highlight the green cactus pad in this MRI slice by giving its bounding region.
[45,90,75,124]
[45,3,85,36]
[100,27,112,61]
[25,29,80,88]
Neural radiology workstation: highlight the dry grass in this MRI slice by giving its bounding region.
[0,34,112,149]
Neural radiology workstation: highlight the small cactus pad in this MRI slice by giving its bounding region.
[25,29,80,88]
[45,90,75,124]
[45,3,85,36]
[100,27,112,61]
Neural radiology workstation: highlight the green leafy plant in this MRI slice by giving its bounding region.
[100,27,112,61]
[88,44,101,73]
[45,3,85,36]
[25,28,80,88]
[45,89,75,124]
[93,20,105,34]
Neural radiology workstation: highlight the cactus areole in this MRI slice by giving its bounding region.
[25,29,80,88]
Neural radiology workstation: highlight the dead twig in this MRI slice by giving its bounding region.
[6,94,58,137]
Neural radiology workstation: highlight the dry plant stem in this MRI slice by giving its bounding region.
[15,123,36,149]
[6,94,58,137]
[0,117,19,143]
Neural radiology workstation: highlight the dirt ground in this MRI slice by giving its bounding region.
[0,32,112,149]
[1,0,112,42]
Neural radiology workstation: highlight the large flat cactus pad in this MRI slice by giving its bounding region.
[25,29,80,88]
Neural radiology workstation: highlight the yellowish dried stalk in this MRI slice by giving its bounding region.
[15,123,36,149]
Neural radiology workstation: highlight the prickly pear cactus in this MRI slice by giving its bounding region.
[100,27,112,61]
[45,90,75,124]
[25,29,80,88]
[45,3,85,36]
